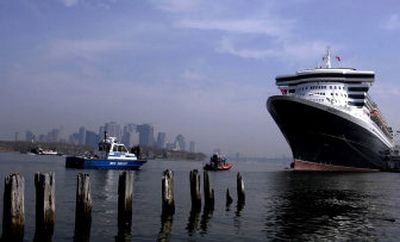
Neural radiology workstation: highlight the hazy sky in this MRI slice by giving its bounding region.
[1,0,400,157]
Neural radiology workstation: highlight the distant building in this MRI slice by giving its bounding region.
[189,141,195,153]
[78,126,86,145]
[47,128,60,143]
[136,124,155,147]
[174,134,186,151]
[68,133,80,145]
[104,122,121,140]
[25,130,36,142]
[121,123,137,147]
[166,142,175,150]
[39,134,46,142]
[85,130,99,149]
[157,132,166,149]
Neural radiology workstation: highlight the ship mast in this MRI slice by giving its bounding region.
[323,47,332,68]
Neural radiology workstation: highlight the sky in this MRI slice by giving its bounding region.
[1,0,400,157]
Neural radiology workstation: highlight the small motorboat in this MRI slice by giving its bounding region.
[203,154,233,171]
[31,147,59,155]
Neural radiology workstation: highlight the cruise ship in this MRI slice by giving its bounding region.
[267,49,395,171]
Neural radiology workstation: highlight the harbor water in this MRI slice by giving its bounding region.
[1,152,400,241]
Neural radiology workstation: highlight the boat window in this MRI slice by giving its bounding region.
[334,86,337,89]
[117,145,127,152]
[329,86,332,89]
[113,146,118,152]
[99,144,110,152]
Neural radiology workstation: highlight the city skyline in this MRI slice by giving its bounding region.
[1,1,400,157]
[20,121,197,153]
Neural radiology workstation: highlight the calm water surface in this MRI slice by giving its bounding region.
[0,152,400,241]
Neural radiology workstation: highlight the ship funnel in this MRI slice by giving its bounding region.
[322,47,332,68]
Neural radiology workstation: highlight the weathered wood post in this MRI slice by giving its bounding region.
[189,169,201,211]
[203,170,214,211]
[161,169,175,217]
[118,171,134,228]
[226,188,233,206]
[237,172,245,204]
[2,173,25,242]
[34,172,55,242]
[74,173,92,242]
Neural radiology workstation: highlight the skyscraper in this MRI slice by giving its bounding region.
[79,126,86,145]
[174,134,186,151]
[189,141,195,153]
[157,132,166,149]
[85,130,99,149]
[25,130,36,142]
[100,122,121,140]
[136,124,155,147]
[47,128,60,143]
[121,123,137,147]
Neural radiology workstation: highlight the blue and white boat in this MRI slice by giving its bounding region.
[66,133,146,170]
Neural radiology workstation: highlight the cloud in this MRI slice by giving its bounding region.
[45,38,127,61]
[217,37,328,61]
[60,0,79,7]
[155,0,200,13]
[382,14,400,31]
[177,18,292,37]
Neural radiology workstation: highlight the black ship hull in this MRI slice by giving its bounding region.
[267,96,391,171]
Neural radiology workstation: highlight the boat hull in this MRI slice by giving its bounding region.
[267,95,391,171]
[65,156,147,170]
[203,163,233,171]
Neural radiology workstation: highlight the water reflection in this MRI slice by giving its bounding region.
[200,208,214,234]
[157,215,173,242]
[235,201,245,217]
[186,209,201,236]
[115,225,132,242]
[265,172,380,241]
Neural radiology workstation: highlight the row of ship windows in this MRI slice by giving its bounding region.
[311,99,362,107]
[294,92,348,98]
[298,85,346,91]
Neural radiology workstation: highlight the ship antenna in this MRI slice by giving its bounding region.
[323,47,332,68]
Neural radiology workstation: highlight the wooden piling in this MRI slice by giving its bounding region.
[34,172,55,242]
[118,171,134,228]
[189,169,201,211]
[74,173,92,241]
[203,170,214,211]
[237,172,245,204]
[161,169,175,217]
[2,173,25,242]
[226,188,233,206]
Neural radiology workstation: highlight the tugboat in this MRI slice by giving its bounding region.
[203,154,233,171]
[66,132,146,170]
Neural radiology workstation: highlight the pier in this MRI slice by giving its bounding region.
[1,170,245,241]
